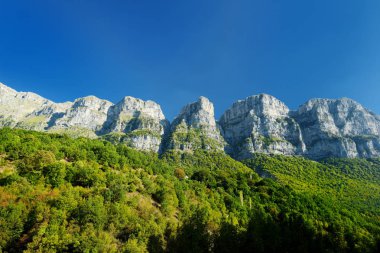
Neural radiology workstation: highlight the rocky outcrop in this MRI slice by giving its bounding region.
[219,94,306,159]
[0,83,72,131]
[219,94,380,160]
[100,96,169,153]
[46,96,113,138]
[167,97,225,151]
[294,98,380,159]
[0,83,168,152]
[1,82,380,159]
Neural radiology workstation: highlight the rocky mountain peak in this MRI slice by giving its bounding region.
[0,83,169,152]
[98,96,169,153]
[116,96,166,120]
[220,94,305,159]
[167,96,225,151]
[174,96,216,128]
[0,82,17,94]
[294,97,380,159]
[0,83,54,123]
[243,93,288,116]
[197,96,214,113]
[72,95,111,107]
[1,81,380,159]
[298,97,363,114]
[220,94,289,128]
[296,98,380,135]
[50,96,113,134]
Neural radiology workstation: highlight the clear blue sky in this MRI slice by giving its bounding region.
[0,0,379,119]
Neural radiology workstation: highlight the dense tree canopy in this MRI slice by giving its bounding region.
[0,128,379,252]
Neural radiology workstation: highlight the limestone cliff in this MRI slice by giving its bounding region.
[167,97,225,151]
[294,98,380,159]
[219,94,305,159]
[1,82,380,159]
[0,83,168,152]
[100,96,169,152]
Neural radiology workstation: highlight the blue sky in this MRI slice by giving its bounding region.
[0,0,379,119]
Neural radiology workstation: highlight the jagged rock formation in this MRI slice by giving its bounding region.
[0,83,168,151]
[294,98,380,159]
[100,96,169,153]
[47,96,113,138]
[1,82,380,159]
[167,97,225,151]
[0,83,72,131]
[219,94,306,159]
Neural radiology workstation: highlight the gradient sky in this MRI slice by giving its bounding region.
[0,0,379,119]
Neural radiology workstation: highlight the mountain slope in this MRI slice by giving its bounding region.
[167,96,226,151]
[0,128,379,252]
[1,82,380,159]
[243,154,380,214]
[0,82,168,151]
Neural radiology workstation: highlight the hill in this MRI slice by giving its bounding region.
[0,128,379,252]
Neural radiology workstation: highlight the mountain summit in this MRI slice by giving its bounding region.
[219,94,306,159]
[1,82,380,159]
[166,96,225,151]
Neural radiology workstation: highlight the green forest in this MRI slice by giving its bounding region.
[0,128,379,253]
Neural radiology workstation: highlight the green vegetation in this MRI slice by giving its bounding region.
[126,129,162,139]
[14,116,48,130]
[48,126,98,139]
[0,128,379,252]
[170,122,224,151]
[322,157,380,184]
[258,135,287,147]
[244,154,380,214]
[103,130,160,140]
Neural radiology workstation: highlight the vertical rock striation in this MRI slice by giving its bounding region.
[1,82,380,159]
[294,98,380,159]
[48,96,112,138]
[0,83,169,152]
[0,82,72,131]
[100,96,169,153]
[167,96,225,151]
[219,94,305,159]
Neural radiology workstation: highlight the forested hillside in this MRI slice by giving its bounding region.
[0,128,379,252]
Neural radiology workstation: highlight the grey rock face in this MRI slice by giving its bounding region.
[0,82,168,152]
[102,96,167,134]
[100,96,169,153]
[52,96,113,132]
[0,83,72,131]
[219,94,306,159]
[2,81,380,159]
[167,97,225,151]
[294,98,380,159]
[0,82,51,120]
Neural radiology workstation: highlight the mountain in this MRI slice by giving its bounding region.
[220,94,380,160]
[0,83,72,131]
[0,127,379,252]
[99,96,169,152]
[0,82,168,151]
[166,96,225,151]
[1,82,380,159]
[219,94,306,159]
[48,96,112,137]
[294,98,380,159]
[0,84,379,252]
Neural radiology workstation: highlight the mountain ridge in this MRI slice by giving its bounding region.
[1,82,380,159]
